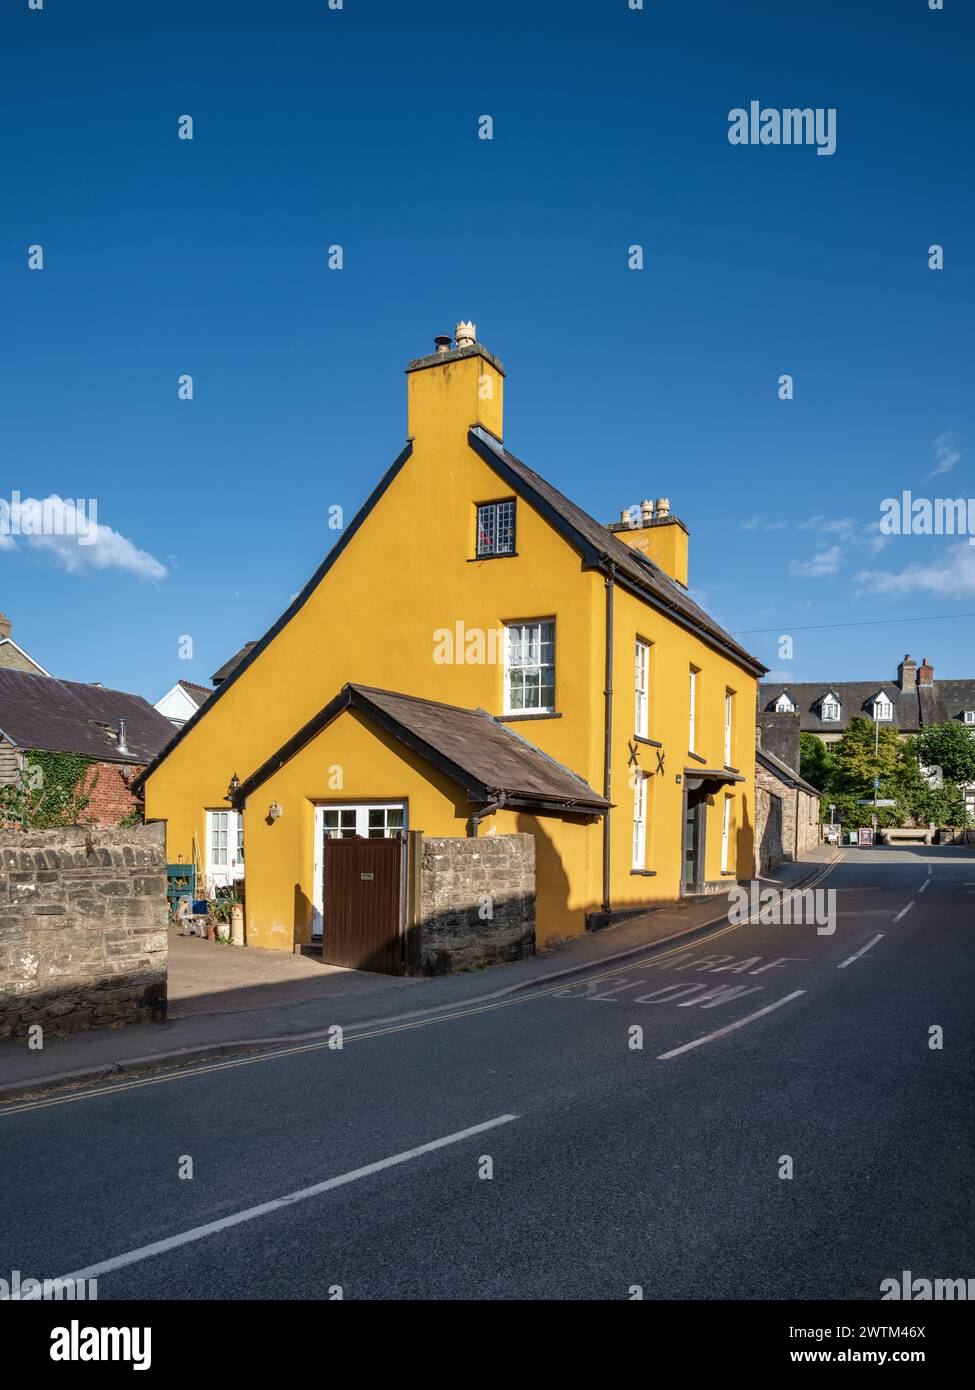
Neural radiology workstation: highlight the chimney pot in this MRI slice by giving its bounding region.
[918,657,935,686]
[640,499,653,525]
[655,497,670,518]
[454,320,476,349]
[434,335,452,354]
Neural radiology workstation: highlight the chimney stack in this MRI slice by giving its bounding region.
[0,613,10,641]
[607,498,689,586]
[405,321,504,443]
[918,657,935,686]
[897,654,917,690]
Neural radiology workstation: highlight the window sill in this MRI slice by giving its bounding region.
[630,868,657,877]
[724,764,740,774]
[687,750,707,764]
[499,711,562,722]
[634,734,662,748]
[720,870,737,877]
[468,552,519,562]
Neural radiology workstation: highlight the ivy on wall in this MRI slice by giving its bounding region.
[0,751,99,829]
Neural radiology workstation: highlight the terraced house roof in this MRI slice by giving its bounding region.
[0,669,178,764]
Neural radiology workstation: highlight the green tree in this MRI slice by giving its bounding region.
[914,720,975,785]
[799,732,833,793]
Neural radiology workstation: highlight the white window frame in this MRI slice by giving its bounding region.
[312,801,407,937]
[503,620,555,715]
[632,773,647,869]
[965,711,975,725]
[689,666,698,752]
[774,693,796,713]
[635,639,650,738]
[206,809,244,891]
[720,795,732,874]
[724,689,734,766]
[874,695,893,721]
[821,696,841,722]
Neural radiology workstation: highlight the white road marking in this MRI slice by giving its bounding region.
[894,901,915,922]
[656,991,805,1060]
[838,933,885,968]
[919,880,930,894]
[49,1114,518,1285]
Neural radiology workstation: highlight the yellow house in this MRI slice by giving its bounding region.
[137,325,766,966]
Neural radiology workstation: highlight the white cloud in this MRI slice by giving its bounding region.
[789,545,843,579]
[928,431,960,479]
[0,495,166,581]
[855,542,975,598]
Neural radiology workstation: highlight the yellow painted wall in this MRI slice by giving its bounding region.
[144,340,760,955]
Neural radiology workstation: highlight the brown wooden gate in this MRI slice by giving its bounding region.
[322,835,403,973]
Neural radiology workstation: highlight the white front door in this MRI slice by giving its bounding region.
[206,809,244,891]
[312,802,406,937]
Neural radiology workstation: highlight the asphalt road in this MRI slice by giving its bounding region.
[3,845,974,1300]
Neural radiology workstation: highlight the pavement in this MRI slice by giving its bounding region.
[0,847,838,1099]
[3,841,973,1301]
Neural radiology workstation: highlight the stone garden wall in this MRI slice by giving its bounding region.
[0,823,167,1039]
[419,833,535,974]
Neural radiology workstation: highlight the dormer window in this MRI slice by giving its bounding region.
[820,695,841,722]
[774,692,796,713]
[873,694,894,721]
[965,711,975,725]
[476,499,516,558]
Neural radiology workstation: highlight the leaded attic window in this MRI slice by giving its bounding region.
[476,500,516,557]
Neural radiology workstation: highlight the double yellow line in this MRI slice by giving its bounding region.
[2,853,843,1117]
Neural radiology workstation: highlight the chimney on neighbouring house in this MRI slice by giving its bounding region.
[0,613,11,641]
[897,654,917,690]
[607,497,690,586]
[918,657,935,686]
[117,719,130,755]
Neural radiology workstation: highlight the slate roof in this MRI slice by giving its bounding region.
[0,669,178,764]
[234,683,611,813]
[468,427,766,677]
[759,681,919,733]
[211,643,257,684]
[756,745,821,797]
[177,680,213,709]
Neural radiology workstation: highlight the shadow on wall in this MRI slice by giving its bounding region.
[515,812,575,944]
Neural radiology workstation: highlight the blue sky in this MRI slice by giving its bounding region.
[2,0,972,699]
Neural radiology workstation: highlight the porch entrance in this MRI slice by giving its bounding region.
[321,834,404,973]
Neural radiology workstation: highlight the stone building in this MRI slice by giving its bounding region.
[754,711,822,873]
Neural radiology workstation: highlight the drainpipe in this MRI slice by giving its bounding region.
[469,792,506,838]
[602,564,615,913]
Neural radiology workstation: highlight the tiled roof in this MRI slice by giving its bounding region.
[211,643,257,684]
[177,680,212,708]
[469,427,766,676]
[757,678,975,733]
[235,683,611,813]
[0,669,177,764]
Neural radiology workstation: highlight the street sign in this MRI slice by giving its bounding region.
[858,827,874,847]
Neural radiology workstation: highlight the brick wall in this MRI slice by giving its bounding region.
[418,833,535,974]
[80,761,145,828]
[0,823,167,1039]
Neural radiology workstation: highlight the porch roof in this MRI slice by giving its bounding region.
[232,683,611,815]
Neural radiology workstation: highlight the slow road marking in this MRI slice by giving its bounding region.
[656,990,805,1060]
[49,1114,518,1286]
[838,933,884,968]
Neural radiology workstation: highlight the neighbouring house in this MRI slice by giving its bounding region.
[212,643,257,687]
[0,669,177,827]
[760,654,975,817]
[0,612,50,677]
[754,711,822,872]
[135,323,766,967]
[155,679,213,728]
